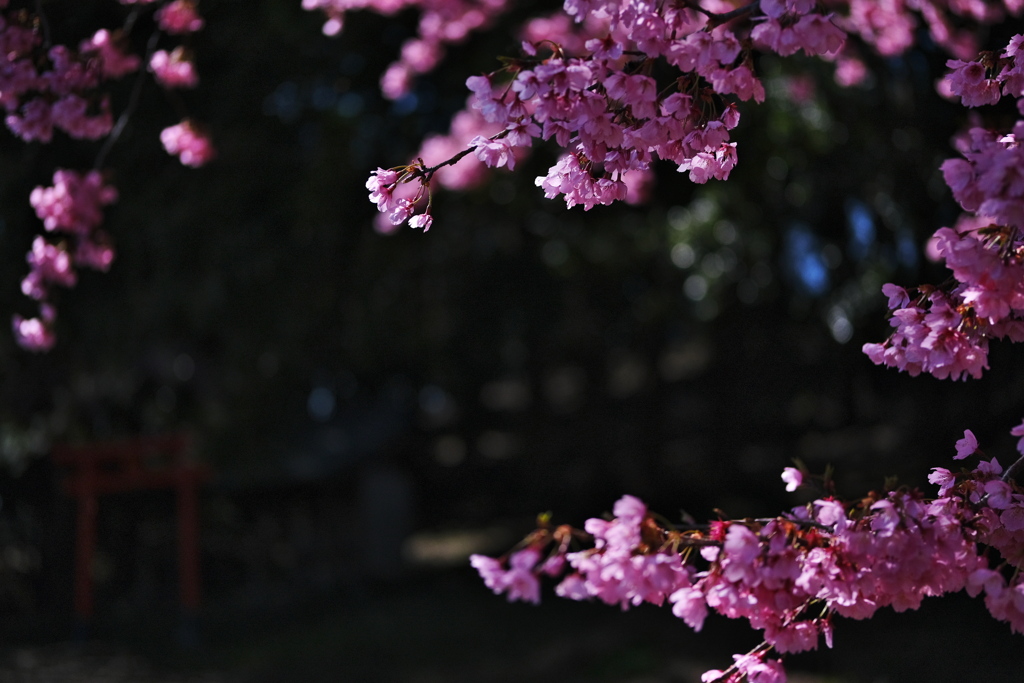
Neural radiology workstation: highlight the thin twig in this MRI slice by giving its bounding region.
[123,8,141,37]
[35,0,52,47]
[754,516,834,531]
[1002,453,1024,484]
[685,0,759,27]
[419,128,511,177]
[94,30,160,170]
[705,640,774,683]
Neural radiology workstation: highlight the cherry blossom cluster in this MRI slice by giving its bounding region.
[938,430,1024,633]
[148,0,204,88]
[367,163,436,231]
[825,0,1021,71]
[363,0,851,228]
[350,0,1024,231]
[145,1,215,167]
[160,118,215,167]
[781,0,1024,88]
[359,105,494,234]
[368,125,660,234]
[865,34,1024,380]
[0,7,139,143]
[155,0,205,35]
[14,170,118,351]
[373,12,653,224]
[473,431,1024,682]
[8,0,213,351]
[945,34,1024,109]
[862,280,995,380]
[357,3,1016,231]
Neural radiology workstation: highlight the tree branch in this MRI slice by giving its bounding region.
[94,29,160,170]
[685,0,760,27]
[419,128,511,178]
[1002,453,1024,484]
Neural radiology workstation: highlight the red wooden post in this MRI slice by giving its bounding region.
[177,469,201,611]
[72,465,97,621]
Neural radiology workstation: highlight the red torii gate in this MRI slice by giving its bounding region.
[53,434,210,623]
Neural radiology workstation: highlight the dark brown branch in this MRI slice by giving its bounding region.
[94,29,160,170]
[419,128,511,178]
[685,0,760,27]
[1002,453,1024,484]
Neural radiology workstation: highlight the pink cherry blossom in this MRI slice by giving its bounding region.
[160,121,216,167]
[12,312,56,352]
[469,135,515,170]
[30,170,117,234]
[80,29,140,79]
[51,94,112,140]
[149,48,198,89]
[22,237,76,299]
[955,429,980,459]
[947,58,1002,107]
[408,213,433,231]
[1011,420,1024,454]
[156,0,205,34]
[6,99,54,142]
[781,467,803,491]
[366,168,399,211]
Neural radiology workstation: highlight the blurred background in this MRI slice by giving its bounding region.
[0,1,1022,680]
